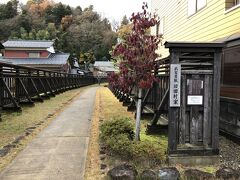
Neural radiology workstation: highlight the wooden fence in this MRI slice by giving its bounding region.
[0,62,95,112]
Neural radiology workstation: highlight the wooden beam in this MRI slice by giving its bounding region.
[17,78,34,104]
[150,88,169,126]
[29,78,43,102]
[141,88,151,113]
[45,78,55,97]
[179,75,186,144]
[1,79,21,110]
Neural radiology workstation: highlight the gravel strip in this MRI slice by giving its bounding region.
[219,136,240,170]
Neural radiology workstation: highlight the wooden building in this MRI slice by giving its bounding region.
[151,0,240,137]
[1,40,70,73]
[92,61,116,78]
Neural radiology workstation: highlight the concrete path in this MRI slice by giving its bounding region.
[0,87,98,180]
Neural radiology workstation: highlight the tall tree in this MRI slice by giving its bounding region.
[112,3,161,140]
[0,0,18,20]
[67,5,117,60]
[50,3,72,25]
[121,15,129,26]
[73,6,82,16]
[117,15,131,41]
[19,13,32,32]
[46,23,57,39]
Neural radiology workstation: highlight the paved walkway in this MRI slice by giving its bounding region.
[0,87,98,180]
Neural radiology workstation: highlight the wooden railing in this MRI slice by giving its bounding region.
[111,57,170,125]
[112,43,221,128]
[0,62,96,112]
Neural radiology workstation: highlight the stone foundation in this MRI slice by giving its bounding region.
[168,155,219,166]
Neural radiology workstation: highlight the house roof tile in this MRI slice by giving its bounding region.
[93,61,116,72]
[3,40,54,48]
[2,53,70,65]
[94,61,114,67]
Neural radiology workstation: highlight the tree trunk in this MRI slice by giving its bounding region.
[135,88,142,141]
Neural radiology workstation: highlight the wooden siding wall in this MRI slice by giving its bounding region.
[151,0,240,58]
[4,50,50,58]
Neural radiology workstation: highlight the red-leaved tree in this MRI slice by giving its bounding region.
[111,3,161,140]
[108,72,120,90]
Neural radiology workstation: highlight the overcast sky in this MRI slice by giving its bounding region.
[1,0,151,23]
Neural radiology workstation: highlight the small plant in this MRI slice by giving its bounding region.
[105,134,132,158]
[100,117,134,141]
[131,141,166,164]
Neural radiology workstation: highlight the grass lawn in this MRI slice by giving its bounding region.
[0,85,95,171]
[100,87,167,147]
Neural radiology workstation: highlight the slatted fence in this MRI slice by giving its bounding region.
[0,62,95,112]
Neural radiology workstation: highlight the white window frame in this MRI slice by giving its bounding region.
[29,52,40,58]
[188,0,207,16]
[225,0,240,13]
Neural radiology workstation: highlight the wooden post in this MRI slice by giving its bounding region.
[0,65,3,121]
[27,70,32,96]
[15,68,20,102]
[168,50,180,153]
[38,70,49,98]
[212,49,222,152]
[0,65,3,117]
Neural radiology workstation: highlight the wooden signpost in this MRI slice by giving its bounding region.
[170,64,181,107]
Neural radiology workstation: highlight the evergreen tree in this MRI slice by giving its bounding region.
[121,15,129,26]
[0,0,18,20]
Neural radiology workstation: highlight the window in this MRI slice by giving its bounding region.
[222,45,240,87]
[225,0,240,10]
[221,45,240,99]
[188,0,207,16]
[29,52,40,58]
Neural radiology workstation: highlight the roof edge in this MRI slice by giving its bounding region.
[165,41,225,48]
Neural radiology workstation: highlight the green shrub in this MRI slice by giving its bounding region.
[100,117,134,141]
[131,141,166,163]
[100,117,166,164]
[105,134,132,157]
